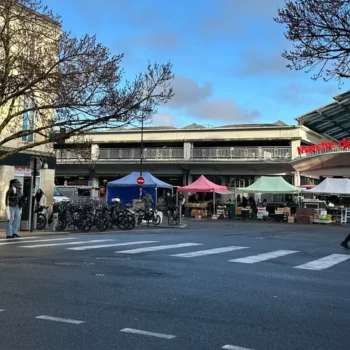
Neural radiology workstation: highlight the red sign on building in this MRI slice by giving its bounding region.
[297,139,350,155]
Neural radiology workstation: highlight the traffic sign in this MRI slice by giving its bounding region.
[137,176,145,186]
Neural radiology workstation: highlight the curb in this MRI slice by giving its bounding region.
[66,223,188,235]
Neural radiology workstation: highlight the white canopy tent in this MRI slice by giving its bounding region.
[308,178,350,196]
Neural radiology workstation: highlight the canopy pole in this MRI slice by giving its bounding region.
[213,191,215,216]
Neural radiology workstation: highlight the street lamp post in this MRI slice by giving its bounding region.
[139,114,144,199]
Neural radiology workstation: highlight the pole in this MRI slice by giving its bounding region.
[140,115,144,176]
[30,157,37,232]
[139,115,144,200]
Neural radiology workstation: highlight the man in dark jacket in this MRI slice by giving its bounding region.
[5,179,23,238]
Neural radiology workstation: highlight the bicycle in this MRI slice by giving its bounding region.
[35,204,49,230]
[168,206,180,226]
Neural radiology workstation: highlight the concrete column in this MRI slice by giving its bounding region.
[91,144,99,161]
[39,168,55,209]
[183,142,192,160]
[91,176,99,198]
[293,171,301,187]
[188,174,193,185]
[221,176,226,186]
[291,140,301,160]
[182,173,187,186]
[0,166,14,219]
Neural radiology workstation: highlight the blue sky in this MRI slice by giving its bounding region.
[45,0,346,127]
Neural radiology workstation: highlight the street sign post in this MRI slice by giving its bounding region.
[137,176,145,186]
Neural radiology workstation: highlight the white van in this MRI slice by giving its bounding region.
[53,186,70,203]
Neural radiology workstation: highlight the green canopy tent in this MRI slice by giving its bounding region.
[238,176,303,194]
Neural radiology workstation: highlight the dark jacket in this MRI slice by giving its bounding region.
[5,188,23,208]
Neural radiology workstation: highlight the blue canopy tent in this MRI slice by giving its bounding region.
[106,172,173,206]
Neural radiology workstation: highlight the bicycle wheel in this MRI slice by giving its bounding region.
[55,215,67,231]
[117,215,130,230]
[153,214,161,226]
[36,214,47,230]
[168,213,174,226]
[96,215,110,232]
[127,214,136,230]
[76,214,93,232]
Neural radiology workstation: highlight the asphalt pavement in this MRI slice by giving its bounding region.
[0,221,349,350]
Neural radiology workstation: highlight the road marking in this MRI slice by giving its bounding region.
[0,237,77,246]
[222,345,255,350]
[170,246,249,258]
[229,250,299,264]
[20,239,114,248]
[36,315,85,324]
[120,328,176,339]
[294,254,350,271]
[0,309,5,312]
[117,243,202,254]
[68,241,159,251]
[0,236,40,242]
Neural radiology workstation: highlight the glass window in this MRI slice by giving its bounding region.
[54,187,63,197]
[22,98,34,142]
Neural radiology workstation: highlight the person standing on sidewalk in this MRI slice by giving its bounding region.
[5,179,23,238]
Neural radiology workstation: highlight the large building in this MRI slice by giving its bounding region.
[55,120,326,194]
[0,4,58,218]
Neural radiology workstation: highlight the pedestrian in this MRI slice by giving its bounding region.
[340,234,350,249]
[5,179,23,238]
[35,189,47,213]
[180,193,186,217]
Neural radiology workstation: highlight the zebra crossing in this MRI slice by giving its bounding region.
[0,236,349,272]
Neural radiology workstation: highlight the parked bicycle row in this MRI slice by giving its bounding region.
[34,198,164,232]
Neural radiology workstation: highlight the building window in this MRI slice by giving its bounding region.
[22,98,34,142]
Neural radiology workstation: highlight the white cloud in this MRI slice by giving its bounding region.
[151,112,176,127]
[186,99,261,123]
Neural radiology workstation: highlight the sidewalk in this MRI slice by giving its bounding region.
[0,220,187,237]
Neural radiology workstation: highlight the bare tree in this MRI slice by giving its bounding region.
[0,0,174,161]
[274,0,350,82]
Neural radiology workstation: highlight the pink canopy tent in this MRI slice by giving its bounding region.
[178,175,227,192]
[178,175,227,214]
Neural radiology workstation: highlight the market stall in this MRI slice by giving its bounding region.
[307,178,350,224]
[178,175,227,218]
[107,172,172,206]
[238,176,303,222]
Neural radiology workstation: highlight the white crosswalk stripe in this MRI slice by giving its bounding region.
[116,243,202,254]
[0,237,77,246]
[0,236,41,242]
[20,239,114,248]
[294,254,350,271]
[68,241,159,251]
[222,345,255,350]
[170,246,249,258]
[229,250,299,264]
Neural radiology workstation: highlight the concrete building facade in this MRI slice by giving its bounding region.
[55,121,327,195]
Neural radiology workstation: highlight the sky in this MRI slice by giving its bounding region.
[45,0,347,128]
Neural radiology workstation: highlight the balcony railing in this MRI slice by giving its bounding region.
[56,146,291,162]
[55,150,91,160]
[191,147,291,160]
[99,147,184,160]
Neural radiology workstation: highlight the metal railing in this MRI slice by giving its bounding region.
[191,147,291,160]
[55,150,91,160]
[99,147,184,160]
[56,146,291,162]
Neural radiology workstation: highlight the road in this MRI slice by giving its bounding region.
[0,221,349,350]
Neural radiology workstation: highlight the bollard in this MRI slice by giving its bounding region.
[52,212,59,231]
